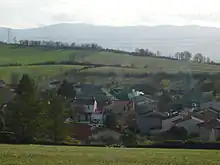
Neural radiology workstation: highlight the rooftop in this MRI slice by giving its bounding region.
[197,119,220,129]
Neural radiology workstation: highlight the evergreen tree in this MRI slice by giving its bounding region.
[6,74,40,142]
[40,89,68,142]
[58,80,76,99]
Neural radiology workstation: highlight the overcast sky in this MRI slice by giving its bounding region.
[1,0,220,28]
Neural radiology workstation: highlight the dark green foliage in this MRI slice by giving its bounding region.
[104,112,117,130]
[160,126,188,140]
[120,131,137,146]
[10,72,20,85]
[158,91,172,112]
[39,89,68,142]
[6,74,40,142]
[58,80,76,99]
[5,74,69,143]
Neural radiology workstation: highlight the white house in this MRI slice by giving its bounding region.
[75,99,105,127]
[128,89,144,100]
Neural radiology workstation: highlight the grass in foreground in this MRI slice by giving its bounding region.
[0,145,220,165]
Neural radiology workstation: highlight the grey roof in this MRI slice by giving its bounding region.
[200,101,220,112]
[142,111,168,119]
[133,96,156,105]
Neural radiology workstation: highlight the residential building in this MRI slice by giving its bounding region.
[73,97,105,127]
[0,80,6,88]
[161,114,184,132]
[128,89,144,100]
[74,84,102,95]
[48,80,61,89]
[197,119,220,141]
[136,111,167,135]
[175,116,203,135]
[200,101,220,113]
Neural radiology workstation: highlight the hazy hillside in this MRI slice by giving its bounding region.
[1,23,220,61]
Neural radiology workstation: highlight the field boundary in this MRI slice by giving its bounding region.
[2,141,220,150]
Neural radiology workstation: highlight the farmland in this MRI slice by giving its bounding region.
[0,145,219,165]
[1,44,220,83]
[0,65,85,83]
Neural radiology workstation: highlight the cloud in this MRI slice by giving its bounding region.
[1,0,220,28]
[178,13,220,23]
[52,13,79,22]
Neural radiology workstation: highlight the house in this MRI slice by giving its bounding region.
[105,100,134,114]
[103,100,134,130]
[0,80,6,88]
[149,113,186,135]
[169,89,184,101]
[48,80,61,89]
[0,87,15,105]
[136,111,167,135]
[133,95,155,106]
[129,83,157,95]
[175,116,203,135]
[161,114,184,132]
[74,84,102,94]
[73,97,105,127]
[200,101,220,113]
[197,119,220,141]
[128,89,144,100]
[133,96,158,116]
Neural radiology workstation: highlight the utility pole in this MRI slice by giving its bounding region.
[7,28,11,44]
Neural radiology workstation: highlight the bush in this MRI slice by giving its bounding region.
[0,131,17,143]
[144,140,154,145]
[64,136,81,145]
[120,132,137,146]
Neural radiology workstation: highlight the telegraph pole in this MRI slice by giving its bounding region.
[7,28,11,44]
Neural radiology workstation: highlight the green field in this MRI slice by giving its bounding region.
[1,44,220,83]
[0,145,219,165]
[0,44,92,65]
[0,65,85,83]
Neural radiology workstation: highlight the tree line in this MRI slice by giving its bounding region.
[5,40,215,64]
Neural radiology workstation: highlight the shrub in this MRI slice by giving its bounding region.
[0,131,16,143]
[64,136,81,145]
[120,132,137,146]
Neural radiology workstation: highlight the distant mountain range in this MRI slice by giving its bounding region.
[1,23,220,61]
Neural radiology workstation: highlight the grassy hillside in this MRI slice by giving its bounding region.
[0,65,85,83]
[84,52,220,73]
[0,145,219,165]
[1,44,220,83]
[0,44,93,65]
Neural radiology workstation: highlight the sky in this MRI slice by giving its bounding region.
[1,0,220,28]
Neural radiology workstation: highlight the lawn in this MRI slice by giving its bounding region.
[0,145,220,165]
[0,65,85,83]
